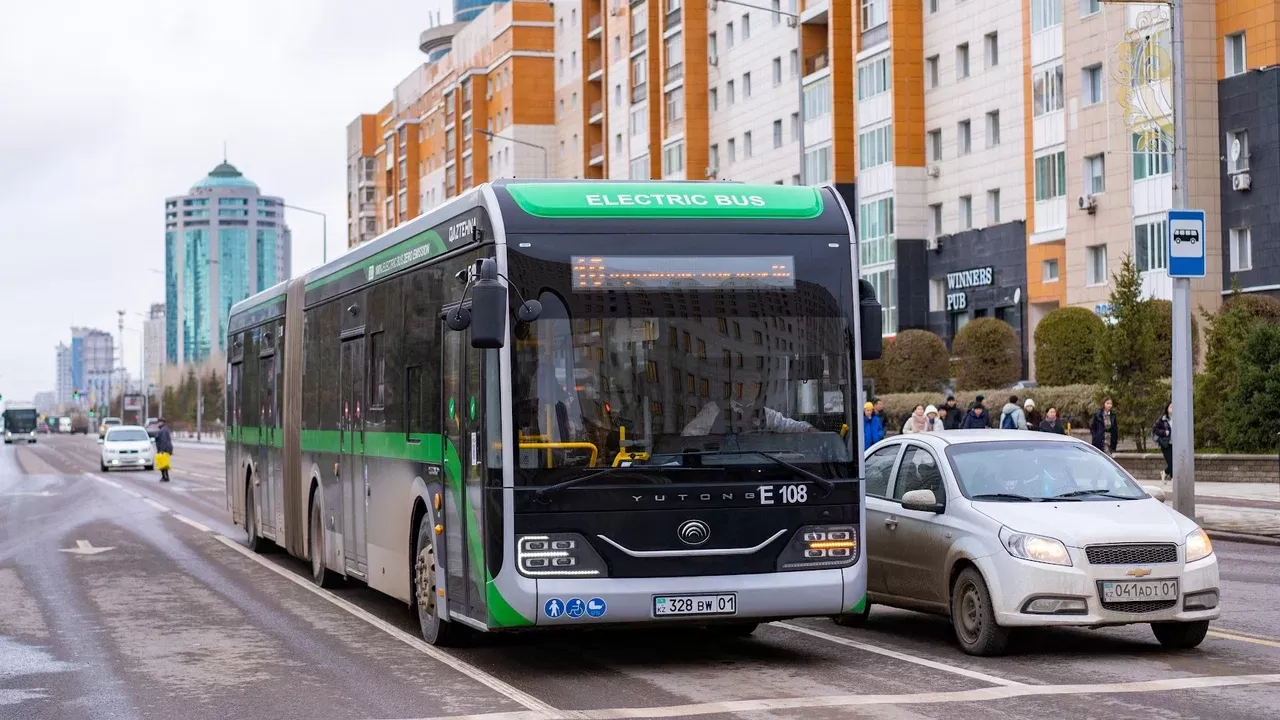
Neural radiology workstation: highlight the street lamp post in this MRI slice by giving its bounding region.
[474,128,550,179]
[282,203,328,265]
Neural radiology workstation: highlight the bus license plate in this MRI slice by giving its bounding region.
[653,594,737,617]
[1100,579,1179,603]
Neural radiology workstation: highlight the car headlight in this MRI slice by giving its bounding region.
[1185,528,1213,563]
[517,533,607,577]
[999,526,1072,566]
[776,524,859,571]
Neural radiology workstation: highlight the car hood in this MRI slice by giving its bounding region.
[104,441,153,452]
[973,497,1189,547]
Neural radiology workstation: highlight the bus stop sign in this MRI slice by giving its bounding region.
[1167,209,1206,278]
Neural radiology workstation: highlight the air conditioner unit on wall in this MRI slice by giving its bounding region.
[926,164,940,178]
[786,17,798,27]
[1078,194,1097,213]
[1232,172,1252,191]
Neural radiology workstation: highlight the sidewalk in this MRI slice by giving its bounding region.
[1155,481,1280,544]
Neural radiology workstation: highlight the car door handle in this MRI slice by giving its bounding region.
[884,517,898,529]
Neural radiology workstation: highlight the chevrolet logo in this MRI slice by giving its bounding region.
[1126,568,1153,577]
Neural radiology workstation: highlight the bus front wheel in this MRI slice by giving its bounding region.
[414,514,462,647]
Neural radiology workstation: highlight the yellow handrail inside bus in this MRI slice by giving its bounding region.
[518,442,599,467]
[841,423,849,439]
[613,451,650,466]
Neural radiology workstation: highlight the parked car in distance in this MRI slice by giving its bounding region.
[98,417,122,439]
[70,414,90,435]
[100,425,155,472]
[851,430,1220,656]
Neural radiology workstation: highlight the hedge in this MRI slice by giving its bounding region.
[1147,299,1201,374]
[878,329,950,393]
[951,317,1021,390]
[1033,307,1105,386]
[874,384,1100,434]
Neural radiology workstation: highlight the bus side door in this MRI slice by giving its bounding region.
[340,337,368,577]
[440,313,485,618]
[258,347,278,539]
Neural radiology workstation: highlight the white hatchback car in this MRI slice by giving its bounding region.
[849,430,1220,656]
[100,425,156,471]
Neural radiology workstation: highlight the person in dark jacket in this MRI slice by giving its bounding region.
[1038,407,1067,434]
[960,404,990,429]
[1090,398,1118,454]
[154,418,174,483]
[942,395,964,430]
[1023,399,1043,430]
[1152,402,1173,481]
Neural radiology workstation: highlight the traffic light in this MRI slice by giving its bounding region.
[88,408,95,418]
[73,389,79,402]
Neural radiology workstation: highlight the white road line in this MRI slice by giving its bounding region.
[122,489,142,498]
[88,474,122,489]
[143,498,169,512]
[171,514,213,533]
[212,535,560,717]
[774,621,1024,687]
[384,672,1280,720]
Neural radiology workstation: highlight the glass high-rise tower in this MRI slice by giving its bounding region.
[164,161,291,365]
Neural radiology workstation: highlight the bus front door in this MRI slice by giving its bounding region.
[440,316,484,616]
[258,352,277,539]
[340,337,368,578]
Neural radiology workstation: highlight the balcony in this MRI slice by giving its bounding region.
[588,56,604,79]
[665,8,681,30]
[804,51,829,76]
[589,101,604,123]
[463,136,472,153]
[631,83,647,103]
[666,62,684,84]
[462,99,472,114]
[666,116,684,137]
[631,29,647,49]
[588,13,603,37]
[589,143,605,166]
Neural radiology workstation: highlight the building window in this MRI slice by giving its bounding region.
[773,119,783,148]
[615,84,622,105]
[1083,64,1103,105]
[708,31,718,63]
[1227,129,1250,172]
[1132,130,1171,180]
[630,106,648,136]
[958,195,973,230]
[1226,32,1246,76]
[773,57,782,85]
[662,142,685,175]
[742,14,751,39]
[1031,0,1063,32]
[858,197,896,266]
[930,203,943,235]
[862,267,898,335]
[957,119,971,155]
[802,76,832,118]
[986,189,1001,225]
[1134,218,1169,273]
[956,43,970,79]
[929,278,946,312]
[791,112,799,140]
[742,72,752,99]
[804,145,833,183]
[857,55,891,100]
[615,133,623,154]
[984,32,999,68]
[771,0,781,24]
[1084,154,1105,194]
[927,129,942,161]
[727,79,736,105]
[929,0,939,13]
[1043,259,1060,282]
[861,0,887,30]
[728,138,737,164]
[709,87,719,111]
[1082,0,1100,16]
[926,55,939,88]
[1230,227,1252,271]
[726,21,735,48]
[1034,151,1067,201]
[986,110,1000,146]
[709,144,720,173]
[630,155,650,179]
[1087,245,1107,285]
[744,131,754,158]
[1033,64,1065,116]
[857,124,894,170]
[790,49,799,77]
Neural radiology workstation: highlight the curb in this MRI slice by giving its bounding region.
[1205,529,1280,547]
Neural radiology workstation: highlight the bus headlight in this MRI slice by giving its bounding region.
[776,525,859,571]
[517,533,608,578]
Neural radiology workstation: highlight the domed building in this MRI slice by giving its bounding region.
[164,161,292,365]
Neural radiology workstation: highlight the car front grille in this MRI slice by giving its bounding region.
[1085,544,1178,565]
[1100,599,1178,613]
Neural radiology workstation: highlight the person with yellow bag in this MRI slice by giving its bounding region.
[154,418,173,482]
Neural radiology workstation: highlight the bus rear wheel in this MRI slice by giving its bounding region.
[414,514,462,647]
[245,482,269,553]
[309,490,339,588]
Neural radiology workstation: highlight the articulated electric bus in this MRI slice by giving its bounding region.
[226,180,882,645]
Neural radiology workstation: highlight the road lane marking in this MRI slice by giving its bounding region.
[212,534,560,716]
[773,621,1025,687]
[59,540,115,555]
[122,489,142,498]
[143,498,169,512]
[1209,629,1280,649]
[171,514,213,533]
[383,672,1280,720]
[89,475,123,489]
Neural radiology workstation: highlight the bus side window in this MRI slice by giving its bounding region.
[406,366,424,440]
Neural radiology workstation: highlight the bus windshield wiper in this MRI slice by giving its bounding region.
[729,451,836,495]
[970,493,1045,502]
[1051,488,1135,500]
[533,465,678,500]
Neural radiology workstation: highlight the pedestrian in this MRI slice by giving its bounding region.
[1023,398,1042,430]
[1038,407,1067,434]
[154,417,174,483]
[1000,395,1028,430]
[1152,402,1173,482]
[1091,398,1119,454]
[969,394,985,411]
[902,404,928,434]
[942,395,964,430]
[924,405,946,433]
[961,403,990,429]
[863,401,885,446]
[872,398,888,428]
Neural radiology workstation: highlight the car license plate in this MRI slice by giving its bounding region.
[653,593,737,617]
[1100,579,1179,603]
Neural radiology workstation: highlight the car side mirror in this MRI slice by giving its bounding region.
[1142,485,1167,503]
[901,488,943,513]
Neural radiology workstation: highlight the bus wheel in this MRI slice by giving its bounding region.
[414,514,461,646]
[309,490,339,588]
[833,602,871,628]
[245,481,268,553]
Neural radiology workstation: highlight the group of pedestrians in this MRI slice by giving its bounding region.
[861,393,1075,445]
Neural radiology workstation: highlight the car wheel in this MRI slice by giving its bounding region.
[1151,620,1209,650]
[100,463,108,472]
[950,567,1011,656]
[414,512,462,646]
[833,601,872,628]
[245,481,268,553]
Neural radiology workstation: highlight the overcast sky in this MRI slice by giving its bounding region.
[0,0,443,401]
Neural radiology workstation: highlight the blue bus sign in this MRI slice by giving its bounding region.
[1167,209,1206,278]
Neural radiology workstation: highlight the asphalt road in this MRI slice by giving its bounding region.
[3,434,1280,720]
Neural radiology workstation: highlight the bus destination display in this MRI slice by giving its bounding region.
[571,256,795,291]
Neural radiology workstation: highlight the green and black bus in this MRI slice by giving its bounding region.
[225,179,882,645]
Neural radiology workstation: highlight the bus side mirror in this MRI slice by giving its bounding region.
[470,258,507,349]
[858,279,883,361]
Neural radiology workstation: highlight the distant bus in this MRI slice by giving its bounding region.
[3,408,39,444]
[225,180,883,645]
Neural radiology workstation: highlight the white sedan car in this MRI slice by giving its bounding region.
[849,430,1219,656]
[100,425,156,471]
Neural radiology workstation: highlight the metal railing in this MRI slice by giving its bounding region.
[665,7,682,28]
[666,62,684,82]
[631,29,647,48]
[631,82,648,103]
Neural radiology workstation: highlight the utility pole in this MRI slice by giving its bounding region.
[117,310,125,416]
[196,371,204,442]
[1169,0,1195,519]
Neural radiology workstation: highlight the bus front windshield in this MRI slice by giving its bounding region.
[510,251,856,485]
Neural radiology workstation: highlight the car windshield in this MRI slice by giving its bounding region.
[946,441,1147,501]
[107,429,150,443]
